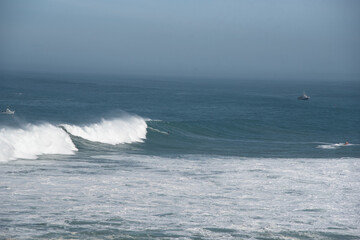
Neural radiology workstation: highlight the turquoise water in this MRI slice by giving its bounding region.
[0,72,359,239]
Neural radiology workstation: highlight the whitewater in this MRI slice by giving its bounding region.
[0,123,77,162]
[1,154,359,239]
[0,116,147,162]
[61,115,147,145]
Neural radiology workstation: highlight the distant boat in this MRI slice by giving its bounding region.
[297,92,310,100]
[1,108,15,114]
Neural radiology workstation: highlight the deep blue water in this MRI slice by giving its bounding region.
[0,72,359,239]
[1,72,359,158]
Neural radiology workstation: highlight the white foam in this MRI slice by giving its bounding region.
[0,124,77,162]
[148,127,169,135]
[61,116,147,145]
[317,143,351,149]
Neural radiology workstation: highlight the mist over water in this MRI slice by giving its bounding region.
[1,1,360,80]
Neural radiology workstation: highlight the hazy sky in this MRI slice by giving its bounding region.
[1,0,359,80]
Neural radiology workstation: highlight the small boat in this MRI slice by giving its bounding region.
[2,108,15,114]
[297,92,310,100]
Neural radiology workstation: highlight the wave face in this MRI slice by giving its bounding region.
[0,115,147,162]
[61,116,147,145]
[0,124,77,162]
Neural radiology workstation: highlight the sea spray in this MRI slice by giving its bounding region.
[61,116,147,145]
[0,123,77,162]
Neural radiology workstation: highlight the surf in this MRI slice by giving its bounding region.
[61,115,147,145]
[0,123,77,162]
[0,114,148,162]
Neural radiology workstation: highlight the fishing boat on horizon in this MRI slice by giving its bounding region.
[297,92,310,100]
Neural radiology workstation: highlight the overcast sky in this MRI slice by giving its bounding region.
[0,0,359,80]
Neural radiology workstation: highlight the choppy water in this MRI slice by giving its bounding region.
[0,72,359,239]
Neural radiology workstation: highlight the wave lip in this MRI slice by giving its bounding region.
[61,116,147,145]
[0,123,78,162]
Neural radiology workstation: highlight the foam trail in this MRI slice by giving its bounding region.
[61,116,147,145]
[0,124,77,162]
[148,127,169,135]
[317,143,352,149]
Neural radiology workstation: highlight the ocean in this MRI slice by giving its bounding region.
[0,72,359,239]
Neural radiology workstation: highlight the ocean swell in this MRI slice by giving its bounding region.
[0,123,78,162]
[61,116,147,145]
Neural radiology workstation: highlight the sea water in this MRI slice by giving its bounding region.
[0,72,359,239]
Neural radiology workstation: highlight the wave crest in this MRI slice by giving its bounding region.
[0,124,78,162]
[61,116,147,145]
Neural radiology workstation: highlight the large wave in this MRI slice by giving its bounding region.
[0,123,77,162]
[0,115,148,162]
[61,116,147,145]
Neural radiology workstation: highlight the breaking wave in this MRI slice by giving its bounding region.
[0,123,77,162]
[61,116,147,145]
[0,115,148,162]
